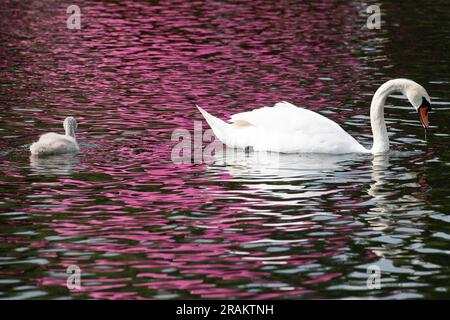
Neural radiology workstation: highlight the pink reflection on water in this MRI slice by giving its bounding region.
[0,0,372,299]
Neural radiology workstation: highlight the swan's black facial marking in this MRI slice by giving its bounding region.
[418,97,431,129]
[420,97,431,111]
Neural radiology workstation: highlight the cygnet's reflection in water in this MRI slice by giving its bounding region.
[29,154,80,175]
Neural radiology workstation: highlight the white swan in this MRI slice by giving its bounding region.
[30,117,79,156]
[197,79,431,154]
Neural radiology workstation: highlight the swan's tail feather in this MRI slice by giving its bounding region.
[196,105,229,142]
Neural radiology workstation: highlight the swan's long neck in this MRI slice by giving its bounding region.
[370,79,409,154]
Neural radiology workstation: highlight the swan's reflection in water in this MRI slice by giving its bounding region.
[29,154,80,175]
[208,149,427,213]
[365,154,429,256]
[368,154,390,201]
[207,149,432,295]
[367,154,396,234]
[368,153,428,228]
[207,149,370,204]
[211,149,358,177]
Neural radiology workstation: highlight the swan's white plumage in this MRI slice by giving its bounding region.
[197,102,369,154]
[197,79,431,155]
[30,117,79,156]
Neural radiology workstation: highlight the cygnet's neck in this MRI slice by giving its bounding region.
[65,125,76,138]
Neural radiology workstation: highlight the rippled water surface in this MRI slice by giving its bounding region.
[1,0,450,299]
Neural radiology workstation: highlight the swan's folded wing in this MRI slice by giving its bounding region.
[229,101,344,133]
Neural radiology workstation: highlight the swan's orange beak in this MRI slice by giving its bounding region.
[418,105,430,129]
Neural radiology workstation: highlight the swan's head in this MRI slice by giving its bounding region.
[63,116,77,137]
[404,81,432,129]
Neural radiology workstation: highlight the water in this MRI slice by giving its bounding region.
[1,0,450,299]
